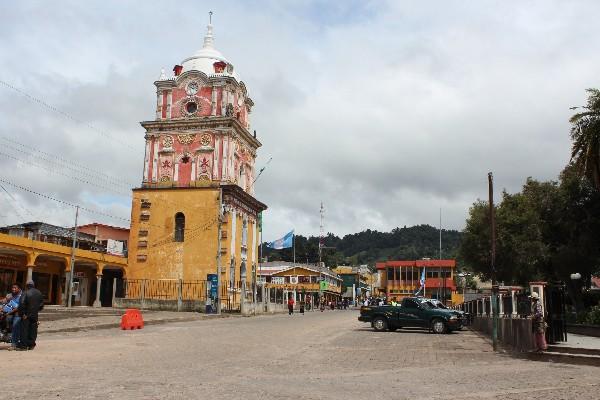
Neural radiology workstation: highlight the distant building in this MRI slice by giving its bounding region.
[376,259,459,305]
[78,223,129,256]
[258,261,342,305]
[332,265,370,301]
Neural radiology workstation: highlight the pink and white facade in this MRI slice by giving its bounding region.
[141,22,259,193]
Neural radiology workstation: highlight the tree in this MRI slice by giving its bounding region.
[459,170,600,293]
[459,200,493,280]
[570,88,600,190]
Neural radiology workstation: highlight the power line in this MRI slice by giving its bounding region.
[0,183,29,223]
[0,177,132,224]
[0,136,135,188]
[0,150,130,197]
[0,79,138,151]
[0,176,205,233]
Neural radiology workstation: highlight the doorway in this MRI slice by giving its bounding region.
[100,269,123,307]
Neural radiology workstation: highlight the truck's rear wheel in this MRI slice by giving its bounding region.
[372,317,388,332]
[431,319,447,334]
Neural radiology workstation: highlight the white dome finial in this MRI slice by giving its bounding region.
[203,11,214,49]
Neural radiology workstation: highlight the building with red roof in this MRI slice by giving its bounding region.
[376,259,460,305]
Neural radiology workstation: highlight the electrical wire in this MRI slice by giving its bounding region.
[0,79,138,151]
[0,177,138,225]
[0,150,130,197]
[0,79,267,250]
[0,183,29,223]
[0,136,135,188]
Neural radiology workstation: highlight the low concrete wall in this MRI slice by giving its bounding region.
[114,298,205,312]
[115,298,289,315]
[472,316,535,352]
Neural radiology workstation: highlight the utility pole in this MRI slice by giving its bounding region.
[318,202,324,302]
[439,208,442,260]
[440,208,445,305]
[488,172,499,351]
[318,202,324,266]
[67,205,79,308]
[216,188,223,314]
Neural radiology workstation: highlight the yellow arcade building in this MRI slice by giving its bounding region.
[127,20,267,289]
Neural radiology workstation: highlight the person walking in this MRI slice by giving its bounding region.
[18,280,44,351]
[530,292,547,353]
[287,295,295,315]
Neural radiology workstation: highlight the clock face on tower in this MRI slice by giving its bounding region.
[186,81,199,96]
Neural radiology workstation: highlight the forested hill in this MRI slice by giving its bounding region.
[262,224,462,268]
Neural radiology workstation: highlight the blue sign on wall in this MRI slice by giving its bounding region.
[207,274,218,299]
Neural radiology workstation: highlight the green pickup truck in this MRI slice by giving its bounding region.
[358,297,463,334]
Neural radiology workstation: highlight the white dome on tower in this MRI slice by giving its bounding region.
[180,23,239,80]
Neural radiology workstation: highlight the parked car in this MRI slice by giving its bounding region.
[425,298,469,327]
[358,296,463,334]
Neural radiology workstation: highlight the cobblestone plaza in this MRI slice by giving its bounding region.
[3,311,599,399]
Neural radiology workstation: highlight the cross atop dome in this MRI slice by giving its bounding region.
[178,11,238,79]
[203,11,215,49]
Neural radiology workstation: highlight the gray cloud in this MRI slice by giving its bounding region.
[0,0,599,241]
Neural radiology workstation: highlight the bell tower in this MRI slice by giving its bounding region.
[142,20,258,191]
[128,17,267,288]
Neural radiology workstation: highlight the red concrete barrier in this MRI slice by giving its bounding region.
[120,308,144,330]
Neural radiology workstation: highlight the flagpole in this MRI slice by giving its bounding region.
[424,267,426,298]
[293,232,296,265]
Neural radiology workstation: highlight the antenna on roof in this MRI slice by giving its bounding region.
[209,10,213,24]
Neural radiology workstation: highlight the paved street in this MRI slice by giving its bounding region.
[3,310,599,399]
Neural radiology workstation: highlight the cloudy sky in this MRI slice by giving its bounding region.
[0,1,599,241]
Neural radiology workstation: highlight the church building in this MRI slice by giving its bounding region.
[127,19,267,290]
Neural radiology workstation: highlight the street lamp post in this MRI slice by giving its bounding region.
[570,272,582,312]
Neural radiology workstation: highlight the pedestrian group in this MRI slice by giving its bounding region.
[0,280,44,351]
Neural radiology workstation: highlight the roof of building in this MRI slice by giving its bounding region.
[1,222,96,242]
[179,22,240,80]
[259,261,341,280]
[78,223,129,231]
[376,259,456,269]
[333,265,371,275]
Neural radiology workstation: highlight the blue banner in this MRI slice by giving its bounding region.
[266,230,294,249]
[415,268,426,296]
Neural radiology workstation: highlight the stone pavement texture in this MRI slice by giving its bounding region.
[2,310,599,399]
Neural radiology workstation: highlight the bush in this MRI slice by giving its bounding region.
[575,311,590,324]
[582,291,600,309]
[583,305,600,325]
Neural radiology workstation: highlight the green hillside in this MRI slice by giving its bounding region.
[262,224,462,268]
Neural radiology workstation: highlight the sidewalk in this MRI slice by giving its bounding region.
[528,333,600,366]
[38,306,232,334]
[562,333,600,350]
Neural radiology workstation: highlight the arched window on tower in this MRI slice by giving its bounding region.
[174,212,185,242]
